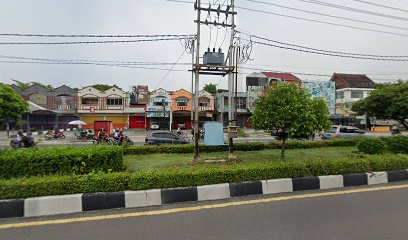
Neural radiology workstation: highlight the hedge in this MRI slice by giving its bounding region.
[357,136,408,154]
[2,153,407,199]
[0,146,124,179]
[123,138,359,155]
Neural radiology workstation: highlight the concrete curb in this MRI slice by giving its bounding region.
[1,169,408,219]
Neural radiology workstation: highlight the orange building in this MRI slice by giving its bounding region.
[170,89,193,129]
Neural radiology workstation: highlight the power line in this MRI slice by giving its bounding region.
[241,33,408,58]
[154,50,187,89]
[350,0,408,14]
[297,0,408,22]
[245,0,408,32]
[0,54,191,65]
[251,40,408,61]
[0,38,186,45]
[0,33,196,38]
[236,6,408,37]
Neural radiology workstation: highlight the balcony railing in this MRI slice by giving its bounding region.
[198,106,214,111]
[174,106,189,111]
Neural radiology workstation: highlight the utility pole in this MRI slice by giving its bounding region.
[227,0,236,159]
[193,0,201,162]
[192,0,237,162]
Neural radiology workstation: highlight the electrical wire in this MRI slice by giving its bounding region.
[0,33,196,38]
[350,0,408,14]
[240,33,408,58]
[297,0,408,22]
[0,38,185,45]
[236,6,408,37]
[245,0,408,32]
[154,50,187,89]
[252,40,408,61]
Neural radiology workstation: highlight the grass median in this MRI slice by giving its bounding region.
[124,146,357,172]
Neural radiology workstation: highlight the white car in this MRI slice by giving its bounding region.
[322,125,365,139]
[150,123,160,130]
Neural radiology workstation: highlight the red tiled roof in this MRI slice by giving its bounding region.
[261,72,301,82]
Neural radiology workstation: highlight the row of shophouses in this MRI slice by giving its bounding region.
[10,71,377,131]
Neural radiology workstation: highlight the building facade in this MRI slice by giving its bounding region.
[11,84,78,130]
[146,88,172,130]
[127,85,148,129]
[171,89,192,129]
[198,90,215,123]
[246,72,301,113]
[215,89,251,128]
[330,73,375,129]
[77,86,127,129]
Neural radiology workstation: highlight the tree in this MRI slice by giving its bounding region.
[11,79,53,91]
[352,81,408,130]
[251,83,331,160]
[0,83,29,127]
[203,83,217,95]
[91,84,120,92]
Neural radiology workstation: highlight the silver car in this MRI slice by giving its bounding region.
[322,125,365,139]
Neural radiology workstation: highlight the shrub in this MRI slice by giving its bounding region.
[0,146,124,179]
[2,154,407,200]
[381,136,408,154]
[357,138,388,154]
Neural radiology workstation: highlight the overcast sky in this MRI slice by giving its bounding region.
[0,0,407,92]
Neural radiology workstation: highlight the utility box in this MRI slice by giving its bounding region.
[203,122,224,146]
[203,49,225,65]
[94,120,113,136]
[227,126,238,138]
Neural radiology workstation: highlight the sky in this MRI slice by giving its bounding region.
[0,0,407,92]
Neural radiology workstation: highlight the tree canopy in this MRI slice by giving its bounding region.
[12,79,53,91]
[352,81,408,129]
[0,83,29,124]
[203,83,217,95]
[251,83,331,159]
[91,84,120,92]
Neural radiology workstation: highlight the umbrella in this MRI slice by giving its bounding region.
[68,120,87,125]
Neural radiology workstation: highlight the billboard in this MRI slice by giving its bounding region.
[335,102,355,115]
[129,85,148,105]
[302,81,336,115]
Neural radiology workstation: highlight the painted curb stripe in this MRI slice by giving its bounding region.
[387,170,408,182]
[2,184,408,230]
[292,177,320,191]
[161,187,198,204]
[343,173,368,187]
[0,199,24,219]
[229,181,263,197]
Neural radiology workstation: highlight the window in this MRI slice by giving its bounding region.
[176,97,189,106]
[106,98,123,106]
[82,98,98,105]
[237,97,246,109]
[351,91,363,99]
[199,98,210,107]
[336,92,344,99]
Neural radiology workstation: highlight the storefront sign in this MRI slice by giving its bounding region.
[147,112,169,117]
[147,106,164,111]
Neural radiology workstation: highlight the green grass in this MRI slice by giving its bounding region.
[124,146,357,172]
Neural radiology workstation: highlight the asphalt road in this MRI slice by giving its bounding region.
[1,182,408,240]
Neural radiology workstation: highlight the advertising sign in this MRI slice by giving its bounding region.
[147,112,169,117]
[302,81,336,115]
[147,106,164,111]
[129,85,148,105]
[336,102,354,115]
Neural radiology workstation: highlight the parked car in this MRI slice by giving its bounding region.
[271,128,315,140]
[150,122,160,130]
[322,125,365,139]
[145,131,189,145]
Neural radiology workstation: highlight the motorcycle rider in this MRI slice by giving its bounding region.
[16,131,23,147]
[53,128,60,139]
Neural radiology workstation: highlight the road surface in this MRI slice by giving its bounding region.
[1,182,408,240]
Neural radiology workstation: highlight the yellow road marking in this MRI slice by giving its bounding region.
[1,183,408,230]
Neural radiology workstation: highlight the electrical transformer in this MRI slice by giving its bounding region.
[203,48,225,65]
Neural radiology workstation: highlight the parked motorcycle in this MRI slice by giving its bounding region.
[45,131,65,140]
[10,135,36,148]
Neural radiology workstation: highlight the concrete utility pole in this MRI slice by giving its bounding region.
[193,0,201,162]
[192,0,237,162]
[228,0,236,158]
